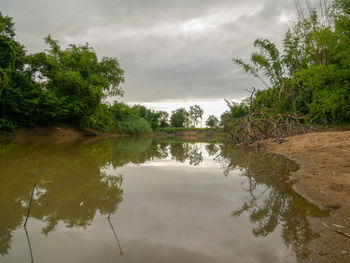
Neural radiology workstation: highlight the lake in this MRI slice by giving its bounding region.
[0,137,328,263]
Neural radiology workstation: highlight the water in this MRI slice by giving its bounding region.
[0,137,328,263]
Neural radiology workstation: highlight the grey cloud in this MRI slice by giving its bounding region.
[2,0,296,102]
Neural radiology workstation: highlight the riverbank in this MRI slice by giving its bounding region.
[0,126,121,143]
[154,127,217,141]
[0,126,218,143]
[262,130,350,263]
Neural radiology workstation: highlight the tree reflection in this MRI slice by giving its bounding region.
[0,138,159,255]
[169,142,206,166]
[219,146,328,259]
[188,145,203,166]
[0,137,215,255]
[205,144,219,156]
[0,139,330,260]
[170,143,190,163]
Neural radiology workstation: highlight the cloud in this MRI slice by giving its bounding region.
[2,0,296,102]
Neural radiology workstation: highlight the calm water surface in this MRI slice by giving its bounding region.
[0,137,328,263]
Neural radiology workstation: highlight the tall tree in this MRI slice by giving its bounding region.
[170,108,190,127]
[206,115,219,128]
[189,105,204,127]
[28,35,125,125]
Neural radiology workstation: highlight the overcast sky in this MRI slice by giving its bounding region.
[2,0,300,119]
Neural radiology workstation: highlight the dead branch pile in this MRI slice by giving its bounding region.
[223,109,308,145]
[221,88,313,145]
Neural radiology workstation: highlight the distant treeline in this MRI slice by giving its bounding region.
[222,0,350,134]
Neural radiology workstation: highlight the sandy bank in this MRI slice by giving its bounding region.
[263,131,350,263]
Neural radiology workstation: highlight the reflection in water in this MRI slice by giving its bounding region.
[219,146,329,259]
[24,155,42,227]
[24,226,34,263]
[205,144,220,156]
[108,218,124,256]
[107,175,124,255]
[170,143,204,166]
[0,137,328,262]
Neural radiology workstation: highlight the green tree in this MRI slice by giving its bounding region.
[132,104,163,130]
[170,108,190,127]
[189,105,204,127]
[28,35,124,125]
[0,11,15,38]
[0,12,55,129]
[158,111,170,127]
[110,103,152,134]
[205,115,219,128]
[232,0,350,124]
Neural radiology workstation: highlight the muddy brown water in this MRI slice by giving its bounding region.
[0,137,328,263]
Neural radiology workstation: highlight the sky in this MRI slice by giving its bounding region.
[2,0,298,118]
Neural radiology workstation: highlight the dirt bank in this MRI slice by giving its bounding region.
[1,126,120,143]
[263,131,350,263]
[154,130,217,141]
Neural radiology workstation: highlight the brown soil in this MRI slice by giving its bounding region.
[3,126,120,143]
[154,130,216,141]
[262,131,350,263]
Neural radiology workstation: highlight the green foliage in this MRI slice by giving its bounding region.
[226,100,249,119]
[206,115,219,128]
[0,15,57,129]
[28,35,124,124]
[82,104,113,132]
[234,38,284,88]
[158,111,170,128]
[0,12,15,38]
[232,0,350,125]
[189,105,204,127]
[159,127,217,134]
[110,103,152,134]
[0,11,128,132]
[113,118,152,134]
[132,104,164,130]
[170,108,190,127]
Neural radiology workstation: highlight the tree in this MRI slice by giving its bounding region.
[158,111,169,127]
[232,0,350,124]
[0,11,15,38]
[28,35,125,125]
[206,115,219,128]
[132,104,165,130]
[0,12,49,129]
[189,105,204,127]
[170,108,190,127]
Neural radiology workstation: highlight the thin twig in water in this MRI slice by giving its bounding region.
[108,218,124,255]
[24,154,42,226]
[24,226,34,263]
[107,175,124,255]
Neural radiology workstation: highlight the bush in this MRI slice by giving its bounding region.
[113,118,152,134]
[82,104,113,132]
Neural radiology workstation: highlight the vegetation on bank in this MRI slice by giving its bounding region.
[0,12,219,134]
[158,127,217,134]
[222,0,350,144]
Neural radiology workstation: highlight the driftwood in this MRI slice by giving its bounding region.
[322,221,350,239]
[222,88,313,146]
